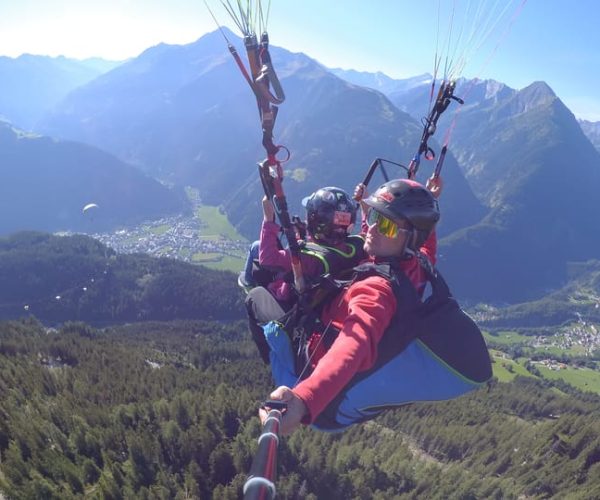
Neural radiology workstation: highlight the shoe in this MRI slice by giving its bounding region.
[237,272,254,293]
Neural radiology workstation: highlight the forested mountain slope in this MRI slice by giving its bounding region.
[0,232,244,323]
[0,319,598,498]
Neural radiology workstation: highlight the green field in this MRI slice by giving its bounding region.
[490,346,600,394]
[192,252,222,262]
[202,254,246,271]
[484,329,598,358]
[196,206,247,241]
[185,204,249,272]
[536,364,600,394]
[490,351,534,382]
[536,343,590,357]
[191,251,245,270]
[483,330,532,346]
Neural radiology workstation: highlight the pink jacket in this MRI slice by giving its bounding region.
[259,220,362,302]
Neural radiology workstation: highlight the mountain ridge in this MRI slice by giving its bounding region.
[0,54,121,130]
[580,118,600,152]
[0,121,188,234]
[4,32,600,303]
[0,231,244,323]
[38,29,486,242]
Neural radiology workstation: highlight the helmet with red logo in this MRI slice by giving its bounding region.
[302,187,357,244]
[363,178,440,249]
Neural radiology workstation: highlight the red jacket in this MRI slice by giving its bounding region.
[292,231,437,423]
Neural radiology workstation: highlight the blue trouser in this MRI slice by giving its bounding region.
[263,321,297,388]
[242,240,260,285]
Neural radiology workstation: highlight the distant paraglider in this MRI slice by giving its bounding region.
[82,203,99,229]
[82,203,99,214]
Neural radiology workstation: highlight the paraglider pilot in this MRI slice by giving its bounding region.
[261,176,446,434]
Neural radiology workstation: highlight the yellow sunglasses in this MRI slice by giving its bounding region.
[366,209,409,239]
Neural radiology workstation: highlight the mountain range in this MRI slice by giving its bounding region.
[580,119,600,152]
[433,80,600,302]
[32,29,485,241]
[334,72,600,302]
[1,34,600,500]
[0,121,187,234]
[0,54,121,131]
[479,259,600,328]
[333,67,600,151]
[329,68,432,96]
[2,29,600,304]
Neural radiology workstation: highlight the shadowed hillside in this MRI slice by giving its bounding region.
[385,78,600,302]
[0,122,187,235]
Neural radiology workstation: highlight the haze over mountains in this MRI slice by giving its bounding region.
[1,28,599,304]
[0,54,121,130]
[0,121,187,234]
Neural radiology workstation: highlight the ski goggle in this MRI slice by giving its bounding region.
[366,209,409,239]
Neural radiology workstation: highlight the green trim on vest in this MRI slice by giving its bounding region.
[300,248,331,274]
[300,235,365,276]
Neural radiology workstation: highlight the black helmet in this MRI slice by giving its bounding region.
[302,186,357,244]
[363,178,440,249]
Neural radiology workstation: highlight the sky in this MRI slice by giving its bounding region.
[1,0,599,120]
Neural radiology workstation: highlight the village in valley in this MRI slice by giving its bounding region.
[90,189,250,270]
[532,313,600,358]
[91,212,249,265]
[485,312,600,393]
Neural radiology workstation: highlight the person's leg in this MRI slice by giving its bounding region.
[245,286,286,365]
[239,240,260,289]
[263,321,297,387]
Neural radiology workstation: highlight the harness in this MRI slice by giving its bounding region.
[249,234,366,292]
[299,235,366,277]
[270,255,492,431]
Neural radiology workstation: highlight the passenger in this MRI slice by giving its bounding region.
[244,187,366,364]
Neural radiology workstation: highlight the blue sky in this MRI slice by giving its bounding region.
[1,0,599,120]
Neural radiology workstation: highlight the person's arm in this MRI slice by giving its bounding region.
[420,229,437,266]
[354,183,370,235]
[258,195,293,271]
[258,220,292,270]
[420,175,442,266]
[292,275,397,424]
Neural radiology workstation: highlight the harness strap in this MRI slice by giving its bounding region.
[280,236,365,285]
